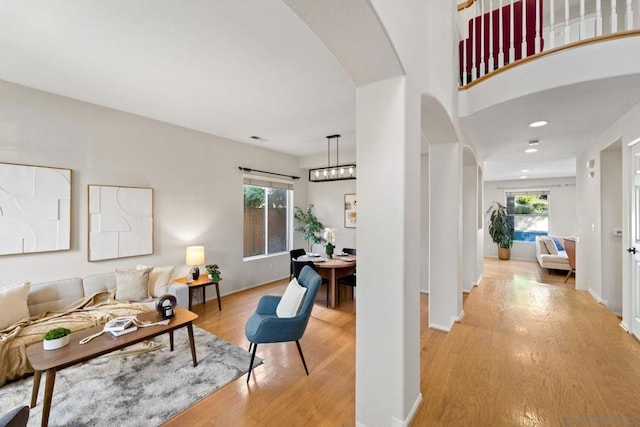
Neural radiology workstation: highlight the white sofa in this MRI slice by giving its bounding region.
[535,236,571,271]
[27,271,189,317]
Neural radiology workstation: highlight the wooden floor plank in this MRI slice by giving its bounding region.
[163,258,640,427]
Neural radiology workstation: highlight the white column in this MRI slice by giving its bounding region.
[463,163,479,293]
[429,142,464,331]
[522,0,528,56]
[626,0,634,29]
[356,75,422,426]
[612,0,618,33]
[480,0,486,76]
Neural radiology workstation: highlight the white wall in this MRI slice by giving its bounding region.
[483,177,577,260]
[577,100,640,326]
[306,179,357,253]
[0,80,306,294]
[600,144,623,313]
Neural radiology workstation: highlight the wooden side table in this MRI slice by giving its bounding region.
[173,276,222,311]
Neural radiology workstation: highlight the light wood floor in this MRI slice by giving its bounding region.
[164,259,640,427]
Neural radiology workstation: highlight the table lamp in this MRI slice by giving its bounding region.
[185,246,205,281]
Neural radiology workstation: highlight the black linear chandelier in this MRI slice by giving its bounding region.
[308,134,356,183]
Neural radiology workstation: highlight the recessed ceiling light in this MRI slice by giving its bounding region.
[520,176,527,179]
[529,121,548,128]
[521,169,530,173]
[525,148,538,153]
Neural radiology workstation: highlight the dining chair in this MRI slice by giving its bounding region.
[338,248,357,301]
[293,259,329,307]
[244,265,321,382]
[289,248,307,280]
[563,238,576,283]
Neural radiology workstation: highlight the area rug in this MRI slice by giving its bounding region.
[0,325,262,426]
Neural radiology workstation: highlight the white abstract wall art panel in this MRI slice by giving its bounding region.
[88,185,153,261]
[0,162,71,255]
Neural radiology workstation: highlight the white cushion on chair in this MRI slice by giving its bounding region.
[276,278,307,318]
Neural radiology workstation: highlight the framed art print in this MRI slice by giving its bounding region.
[344,193,357,228]
[0,162,71,255]
[88,185,153,261]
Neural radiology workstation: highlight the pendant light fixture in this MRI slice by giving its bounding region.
[308,134,356,182]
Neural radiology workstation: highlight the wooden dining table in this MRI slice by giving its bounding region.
[297,254,356,308]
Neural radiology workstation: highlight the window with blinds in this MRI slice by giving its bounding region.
[505,190,549,242]
[243,175,293,258]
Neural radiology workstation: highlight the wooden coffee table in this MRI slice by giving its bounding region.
[26,307,198,427]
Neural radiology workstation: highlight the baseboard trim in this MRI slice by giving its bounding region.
[587,287,604,304]
[391,393,423,427]
[429,322,451,332]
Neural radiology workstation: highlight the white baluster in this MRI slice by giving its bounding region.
[498,0,505,67]
[472,2,478,80]
[522,0,528,57]
[626,0,633,30]
[580,0,586,40]
[565,0,571,44]
[535,0,541,53]
[480,0,486,76]
[489,0,494,71]
[509,0,515,62]
[611,0,618,33]
[463,6,468,85]
[549,0,556,48]
[596,0,603,36]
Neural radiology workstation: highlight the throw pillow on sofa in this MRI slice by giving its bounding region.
[542,237,558,255]
[0,282,30,330]
[136,265,175,297]
[115,268,152,302]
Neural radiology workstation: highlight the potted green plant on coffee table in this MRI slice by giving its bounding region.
[43,327,71,350]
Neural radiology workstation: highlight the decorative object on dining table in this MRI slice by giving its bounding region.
[323,227,337,259]
[186,245,205,281]
[294,204,325,252]
[205,264,221,282]
[344,193,357,228]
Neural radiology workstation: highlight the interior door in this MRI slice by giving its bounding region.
[629,142,640,337]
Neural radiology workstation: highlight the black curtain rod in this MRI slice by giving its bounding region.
[238,166,300,180]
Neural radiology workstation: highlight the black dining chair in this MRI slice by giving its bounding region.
[337,248,357,301]
[289,248,307,280]
[292,259,329,307]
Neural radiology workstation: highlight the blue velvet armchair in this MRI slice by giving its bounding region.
[244,265,321,382]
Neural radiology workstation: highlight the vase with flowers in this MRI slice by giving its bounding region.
[323,227,336,259]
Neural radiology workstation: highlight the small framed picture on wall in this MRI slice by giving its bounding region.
[344,193,357,228]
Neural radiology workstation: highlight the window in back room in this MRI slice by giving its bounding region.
[505,191,549,242]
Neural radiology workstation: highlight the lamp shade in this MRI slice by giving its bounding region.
[185,246,205,266]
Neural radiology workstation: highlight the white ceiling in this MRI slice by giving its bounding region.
[2,1,639,182]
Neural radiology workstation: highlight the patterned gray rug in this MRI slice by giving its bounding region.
[0,325,261,426]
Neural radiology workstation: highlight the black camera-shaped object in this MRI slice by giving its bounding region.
[156,294,177,320]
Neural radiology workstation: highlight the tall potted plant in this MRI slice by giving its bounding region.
[486,201,514,260]
[294,204,325,252]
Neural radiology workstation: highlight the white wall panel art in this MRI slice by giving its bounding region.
[0,162,71,255]
[88,185,153,261]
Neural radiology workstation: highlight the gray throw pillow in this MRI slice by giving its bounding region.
[115,268,152,302]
